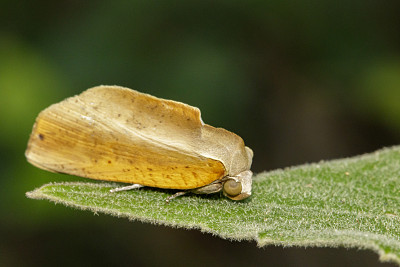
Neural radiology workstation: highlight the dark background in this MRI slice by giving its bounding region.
[1,1,400,266]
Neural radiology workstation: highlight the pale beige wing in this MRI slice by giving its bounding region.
[26,85,252,189]
[26,86,226,189]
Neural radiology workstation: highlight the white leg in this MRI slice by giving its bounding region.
[110,184,144,193]
[165,191,187,204]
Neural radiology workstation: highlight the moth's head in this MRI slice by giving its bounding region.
[222,170,252,200]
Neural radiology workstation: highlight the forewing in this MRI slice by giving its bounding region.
[25,86,226,189]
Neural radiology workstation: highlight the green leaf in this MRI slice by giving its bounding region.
[26,146,400,265]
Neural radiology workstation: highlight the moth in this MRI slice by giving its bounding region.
[25,86,253,202]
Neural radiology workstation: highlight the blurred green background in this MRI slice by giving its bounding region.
[1,1,400,266]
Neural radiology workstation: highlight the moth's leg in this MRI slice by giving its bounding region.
[165,180,224,203]
[165,191,187,204]
[110,184,144,193]
[191,182,223,195]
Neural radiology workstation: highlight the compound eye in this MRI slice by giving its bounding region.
[223,179,242,196]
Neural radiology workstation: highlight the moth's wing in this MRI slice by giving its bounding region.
[197,125,253,177]
[25,86,226,189]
